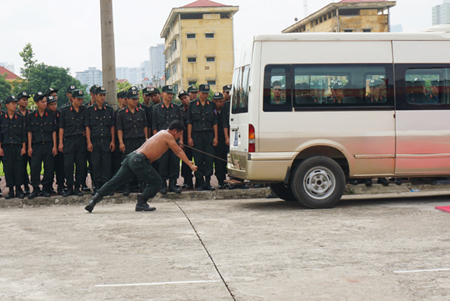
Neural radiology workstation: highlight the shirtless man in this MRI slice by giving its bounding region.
[85,120,197,213]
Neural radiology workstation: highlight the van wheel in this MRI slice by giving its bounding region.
[291,156,345,209]
[269,183,296,201]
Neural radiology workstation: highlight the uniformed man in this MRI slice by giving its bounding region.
[112,91,128,178]
[179,90,194,189]
[329,81,345,104]
[47,95,66,195]
[89,85,99,106]
[141,87,154,136]
[428,80,441,104]
[187,84,218,190]
[0,95,26,199]
[212,92,227,189]
[63,85,77,108]
[270,81,286,105]
[147,87,162,135]
[0,100,4,197]
[366,79,387,103]
[45,87,58,99]
[16,91,32,195]
[222,85,231,147]
[188,85,198,101]
[85,86,115,195]
[152,85,183,194]
[27,93,57,198]
[59,89,87,197]
[311,80,327,104]
[116,89,148,195]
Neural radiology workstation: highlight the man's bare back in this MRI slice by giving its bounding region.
[136,130,197,172]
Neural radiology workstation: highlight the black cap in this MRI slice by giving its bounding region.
[187,85,198,93]
[16,91,31,100]
[223,84,232,91]
[199,84,210,93]
[161,85,175,94]
[431,80,441,87]
[142,87,151,95]
[412,78,425,87]
[127,90,139,99]
[120,91,127,98]
[332,81,344,90]
[178,90,188,98]
[90,84,99,93]
[128,86,139,92]
[33,91,46,102]
[47,95,57,104]
[5,95,18,104]
[94,86,107,94]
[45,87,58,96]
[212,92,224,100]
[368,79,380,88]
[71,89,85,99]
[272,81,282,89]
[66,85,77,93]
[148,87,160,95]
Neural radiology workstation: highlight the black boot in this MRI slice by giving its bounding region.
[74,186,83,196]
[5,187,14,199]
[41,185,52,197]
[85,193,103,213]
[122,183,131,196]
[203,177,215,191]
[218,179,226,189]
[377,178,389,186]
[28,187,40,199]
[196,177,204,191]
[16,186,25,199]
[135,194,156,212]
[63,186,74,197]
[23,184,30,196]
[160,180,168,194]
[365,179,372,187]
[57,186,65,195]
[169,179,181,193]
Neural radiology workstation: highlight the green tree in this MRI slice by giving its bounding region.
[0,74,13,101]
[19,43,37,83]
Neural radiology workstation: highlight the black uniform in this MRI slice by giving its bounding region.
[27,110,57,191]
[1,112,26,189]
[17,109,31,190]
[59,104,87,191]
[111,107,123,177]
[180,103,193,187]
[53,109,65,192]
[152,102,182,182]
[187,99,218,187]
[214,104,228,185]
[85,103,115,189]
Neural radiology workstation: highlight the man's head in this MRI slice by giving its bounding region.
[272,81,282,98]
[5,95,18,111]
[412,78,426,95]
[198,84,210,101]
[45,88,58,99]
[431,80,440,95]
[188,85,198,101]
[127,90,139,108]
[212,92,224,110]
[94,86,107,106]
[161,85,174,102]
[222,84,232,101]
[178,90,189,107]
[66,85,77,101]
[35,93,47,110]
[332,81,344,101]
[47,95,57,112]
[16,91,30,109]
[142,87,152,104]
[71,89,85,107]
[168,120,185,140]
[148,87,161,104]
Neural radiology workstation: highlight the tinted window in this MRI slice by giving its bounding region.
[231,65,250,114]
[405,68,450,105]
[263,65,292,112]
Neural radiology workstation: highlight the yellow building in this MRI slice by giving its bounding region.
[282,0,396,34]
[161,0,239,93]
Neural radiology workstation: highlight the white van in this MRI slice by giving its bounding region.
[227,30,450,208]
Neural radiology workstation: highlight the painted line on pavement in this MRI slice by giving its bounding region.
[96,279,220,287]
[393,268,450,274]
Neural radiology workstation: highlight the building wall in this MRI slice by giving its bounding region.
[75,67,103,90]
[164,12,234,93]
[432,2,450,25]
[150,44,166,81]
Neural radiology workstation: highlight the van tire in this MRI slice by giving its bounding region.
[291,156,345,209]
[269,183,296,201]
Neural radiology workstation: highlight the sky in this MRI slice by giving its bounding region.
[0,0,445,77]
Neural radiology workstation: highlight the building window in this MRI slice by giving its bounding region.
[363,29,372,33]
[187,33,196,39]
[207,80,216,86]
[344,29,353,32]
[188,81,197,86]
[340,9,360,16]
[206,57,215,62]
[188,57,197,63]
[205,33,215,39]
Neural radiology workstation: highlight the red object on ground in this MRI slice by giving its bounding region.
[435,206,450,214]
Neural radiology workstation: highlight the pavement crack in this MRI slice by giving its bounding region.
[174,201,236,301]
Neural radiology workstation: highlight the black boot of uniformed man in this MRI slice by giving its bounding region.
[28,187,40,199]
[135,194,156,212]
[160,180,168,194]
[63,186,74,197]
[203,177,215,191]
[85,193,103,213]
[5,187,15,199]
[168,178,181,193]
[15,186,25,199]
[122,183,131,196]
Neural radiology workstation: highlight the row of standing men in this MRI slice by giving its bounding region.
[0,83,233,199]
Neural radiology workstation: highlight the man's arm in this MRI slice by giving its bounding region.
[86,127,93,152]
[58,128,64,152]
[167,134,197,171]
[27,132,33,157]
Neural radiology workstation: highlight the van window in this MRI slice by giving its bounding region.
[263,65,292,112]
[232,65,250,114]
[405,68,450,105]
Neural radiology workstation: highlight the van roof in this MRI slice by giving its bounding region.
[252,31,450,42]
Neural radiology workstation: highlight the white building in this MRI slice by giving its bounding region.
[75,67,103,89]
[432,0,450,25]
[149,44,165,85]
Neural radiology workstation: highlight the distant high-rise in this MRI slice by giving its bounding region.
[149,44,165,82]
[75,67,102,89]
[432,0,450,25]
